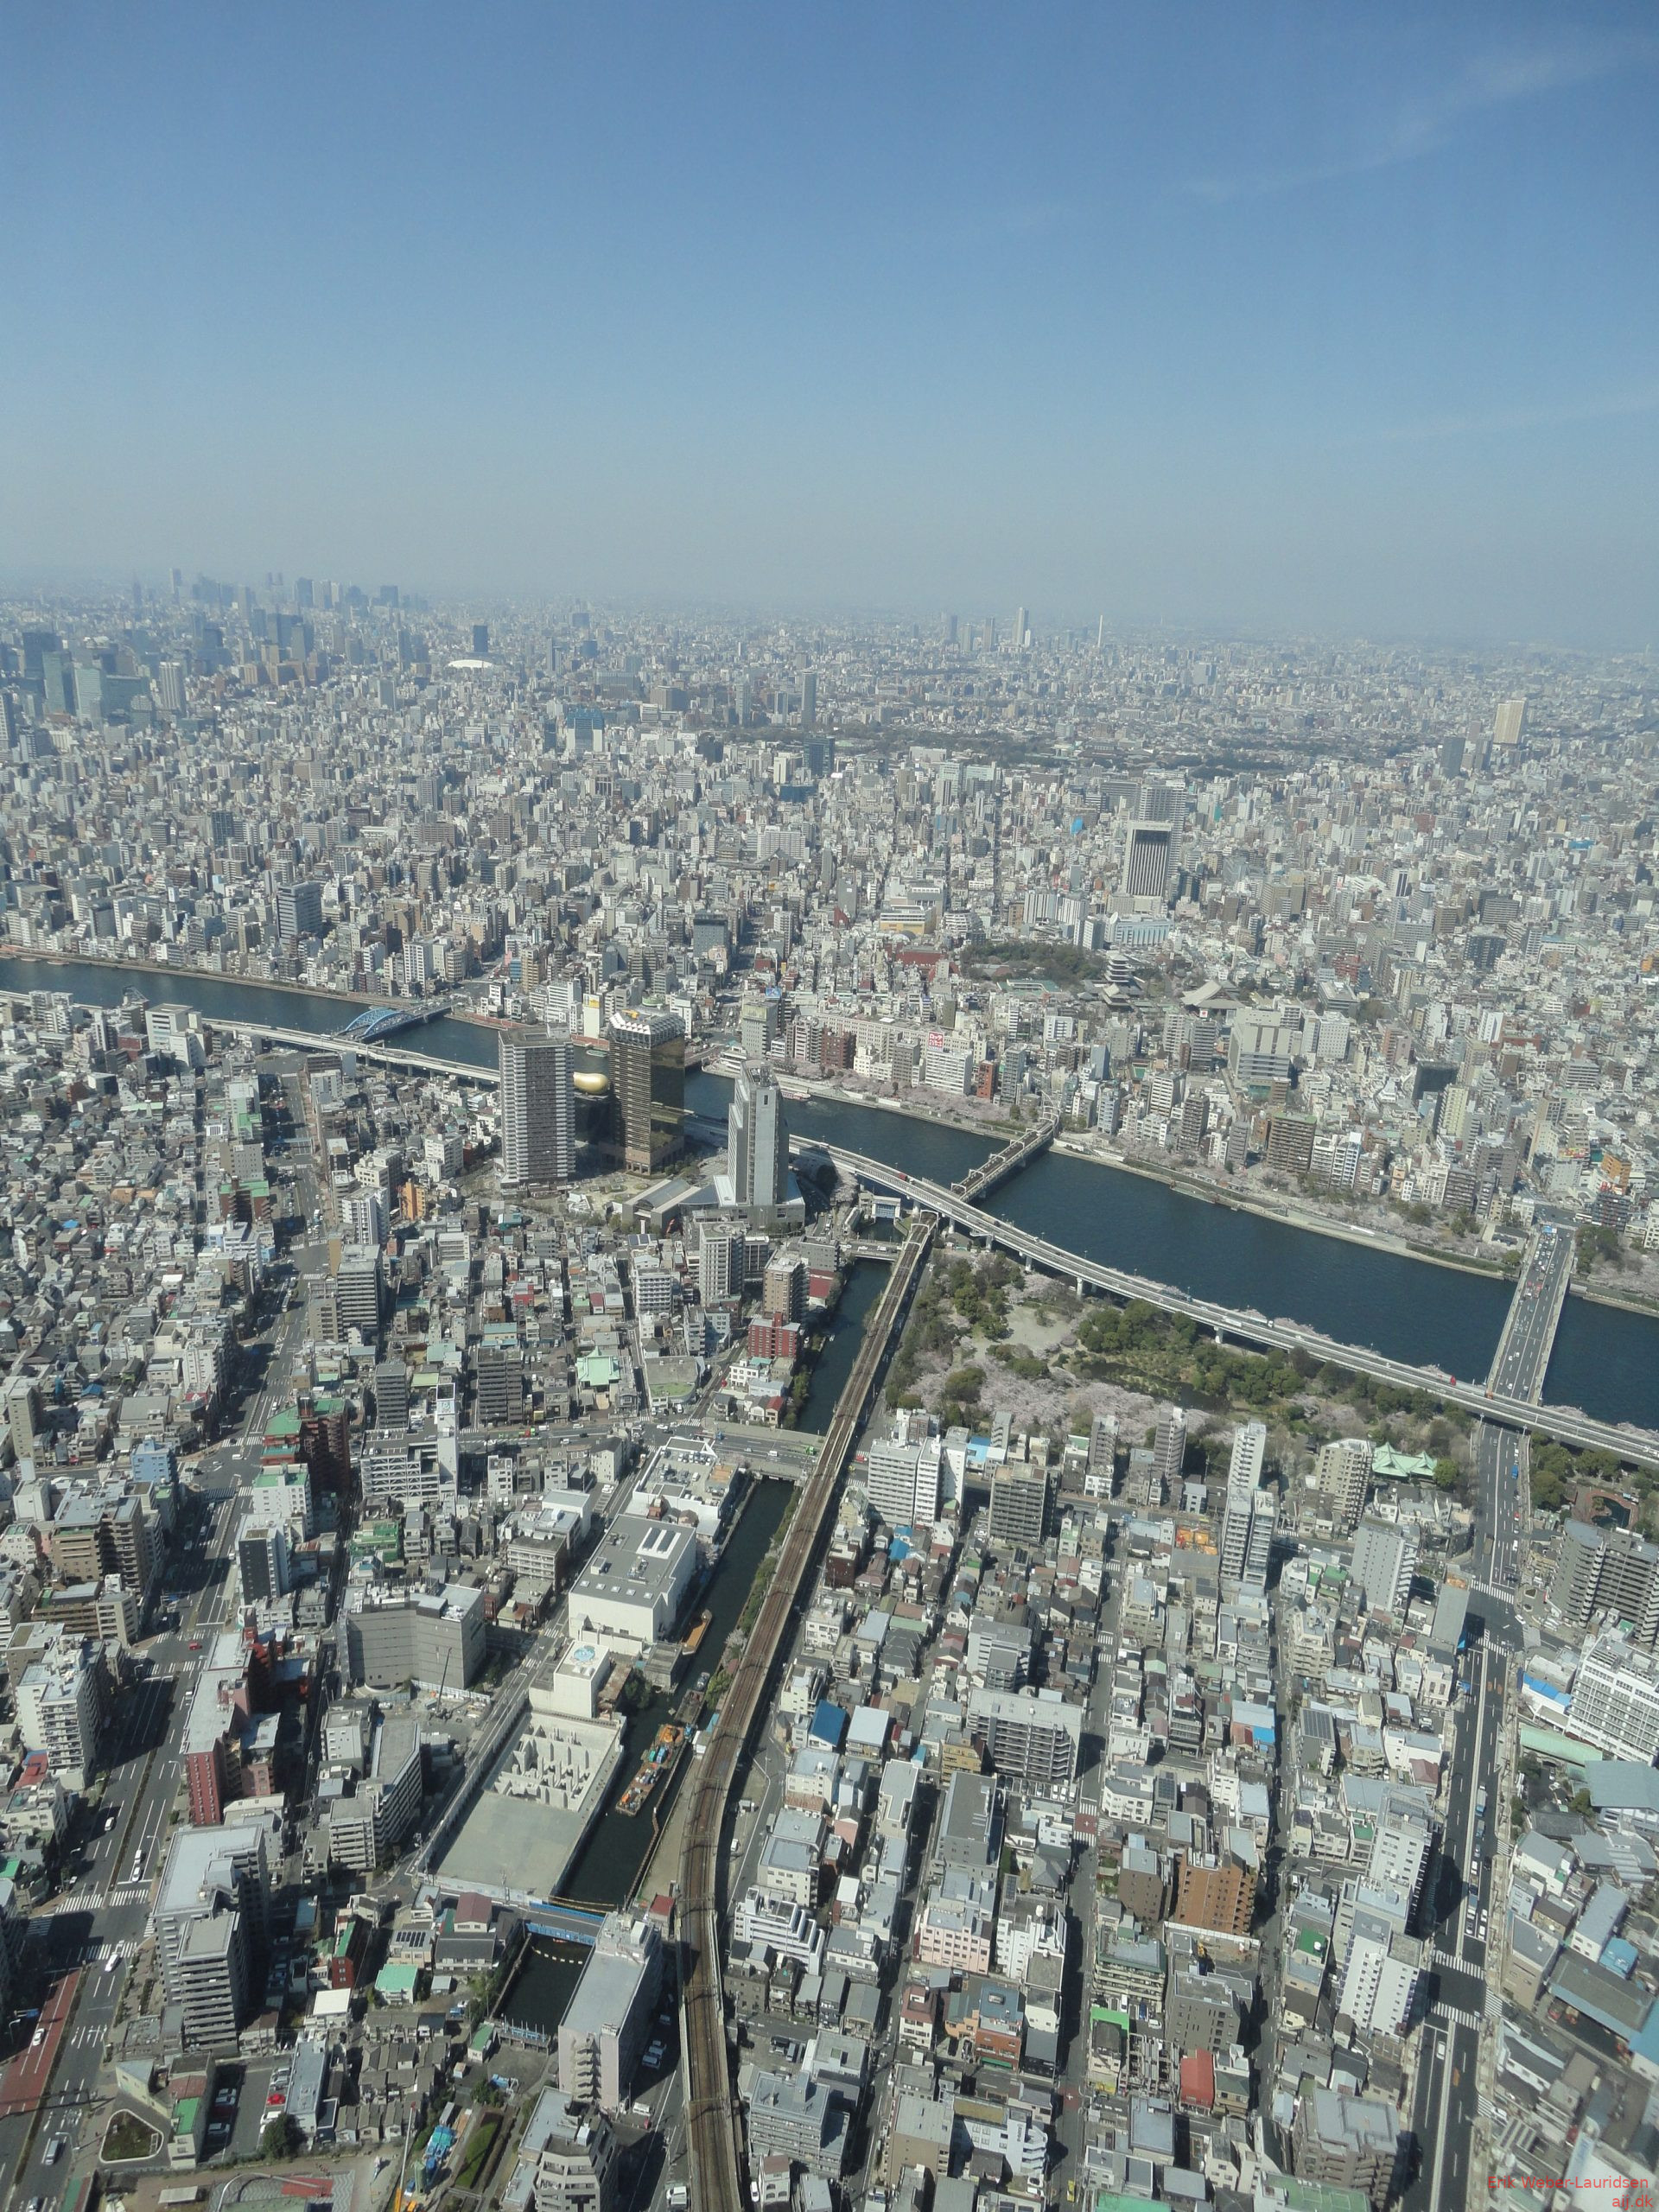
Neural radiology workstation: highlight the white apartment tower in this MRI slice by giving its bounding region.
[1219,1421,1270,1595]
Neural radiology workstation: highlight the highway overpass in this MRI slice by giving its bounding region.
[796,1139,1659,1470]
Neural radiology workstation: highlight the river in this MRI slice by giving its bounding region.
[5,954,1656,1431]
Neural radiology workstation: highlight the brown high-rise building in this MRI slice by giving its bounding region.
[1173,1848,1257,1938]
[608,1008,684,1173]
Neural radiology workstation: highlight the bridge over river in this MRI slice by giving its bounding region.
[798,1139,1659,1470]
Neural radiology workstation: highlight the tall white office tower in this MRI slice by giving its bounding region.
[1492,697,1527,752]
[728,1062,789,1219]
[499,1029,575,1185]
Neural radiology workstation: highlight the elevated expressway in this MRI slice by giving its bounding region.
[798,1140,1659,1470]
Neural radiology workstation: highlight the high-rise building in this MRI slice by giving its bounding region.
[738,998,777,1062]
[865,1429,942,1529]
[1119,819,1178,904]
[3,1373,41,1468]
[1366,1794,1434,1921]
[1173,1846,1258,1937]
[238,1521,291,1605]
[967,1686,1080,1787]
[1290,2088,1404,2209]
[1014,605,1030,648]
[500,1030,575,1185]
[1152,1405,1188,1500]
[1549,1521,1659,1648]
[1087,1412,1118,1491]
[345,1582,487,1694]
[988,1463,1049,1551]
[800,670,817,728]
[1335,1916,1421,2041]
[334,1248,384,1341]
[156,659,188,716]
[558,1910,663,2113]
[697,1220,746,1305]
[1351,1516,1419,1618]
[525,2088,620,2212]
[472,622,491,658]
[728,1062,789,1218]
[608,1008,684,1173]
[1315,1438,1373,1535]
[1492,696,1527,751]
[1219,1421,1269,1594]
[14,1634,104,1785]
[41,649,75,716]
[155,1820,271,2049]
[276,880,324,942]
[1569,1635,1659,1762]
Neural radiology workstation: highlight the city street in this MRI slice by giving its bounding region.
[0,1153,322,2207]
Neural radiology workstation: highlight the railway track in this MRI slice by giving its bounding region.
[680,1215,934,2212]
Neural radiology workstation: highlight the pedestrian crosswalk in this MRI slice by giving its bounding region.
[1433,2004,1484,2032]
[45,1882,150,1917]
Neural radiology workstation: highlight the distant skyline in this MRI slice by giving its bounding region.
[3,2,1657,647]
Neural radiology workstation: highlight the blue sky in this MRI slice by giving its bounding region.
[3,1,1656,644]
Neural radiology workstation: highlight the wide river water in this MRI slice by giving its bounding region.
[4,954,1654,1430]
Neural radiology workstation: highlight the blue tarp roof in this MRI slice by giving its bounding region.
[809,1700,847,1748]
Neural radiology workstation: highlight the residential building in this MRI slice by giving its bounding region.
[1570,1636,1659,1763]
[1352,1517,1419,1618]
[558,1910,663,2113]
[500,1031,576,1186]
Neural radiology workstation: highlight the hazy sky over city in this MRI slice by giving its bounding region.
[4,1,1657,645]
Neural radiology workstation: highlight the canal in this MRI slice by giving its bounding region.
[793,1260,889,1433]
[499,1475,797,2038]
[5,955,1657,1431]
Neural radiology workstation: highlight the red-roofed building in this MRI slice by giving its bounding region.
[1179,2050,1216,2111]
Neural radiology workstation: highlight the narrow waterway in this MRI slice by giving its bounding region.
[7,955,1657,1430]
[500,1474,795,2035]
[793,1259,889,1433]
